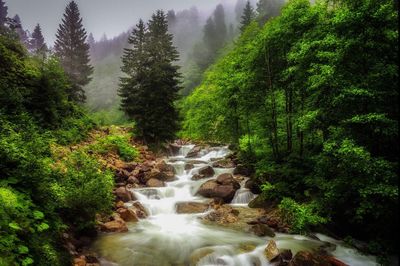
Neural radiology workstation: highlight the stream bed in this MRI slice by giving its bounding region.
[93,145,377,266]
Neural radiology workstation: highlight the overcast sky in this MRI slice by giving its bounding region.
[5,0,238,45]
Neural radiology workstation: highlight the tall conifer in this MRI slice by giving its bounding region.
[29,24,46,54]
[240,1,255,32]
[54,1,93,103]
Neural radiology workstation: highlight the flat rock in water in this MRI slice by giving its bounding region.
[250,223,275,237]
[176,202,209,214]
[146,178,165,187]
[198,166,215,177]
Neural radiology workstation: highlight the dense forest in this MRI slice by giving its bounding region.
[181,0,398,259]
[0,0,398,265]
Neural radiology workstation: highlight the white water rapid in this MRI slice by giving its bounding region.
[93,145,377,266]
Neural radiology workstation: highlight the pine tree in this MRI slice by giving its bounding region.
[213,4,227,49]
[119,12,181,143]
[0,0,7,27]
[240,1,255,32]
[145,10,181,142]
[119,19,148,133]
[29,24,46,54]
[256,0,283,24]
[54,1,93,103]
[13,15,29,45]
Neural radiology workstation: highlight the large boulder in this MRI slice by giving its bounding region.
[114,187,134,202]
[167,143,181,155]
[216,173,240,189]
[197,175,240,203]
[155,160,176,181]
[203,205,239,224]
[198,166,215,177]
[131,202,148,218]
[186,146,202,158]
[212,158,235,168]
[176,202,209,214]
[146,178,165,187]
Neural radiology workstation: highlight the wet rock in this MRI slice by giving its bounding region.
[168,143,181,155]
[238,243,257,253]
[197,180,239,203]
[203,205,239,224]
[250,224,275,237]
[264,240,280,262]
[198,166,215,177]
[131,201,148,218]
[116,208,139,222]
[186,146,202,158]
[248,195,276,209]
[278,249,293,263]
[216,173,240,189]
[100,215,128,233]
[186,160,208,165]
[245,179,262,194]
[288,251,323,266]
[191,174,207,180]
[155,160,176,180]
[114,187,133,202]
[233,164,252,176]
[185,163,194,170]
[146,178,165,187]
[176,202,209,214]
[212,158,235,168]
[189,247,214,266]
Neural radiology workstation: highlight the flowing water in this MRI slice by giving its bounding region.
[93,145,377,266]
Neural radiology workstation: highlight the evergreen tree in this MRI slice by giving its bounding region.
[29,24,46,54]
[119,11,181,143]
[119,19,148,131]
[54,1,93,103]
[13,15,29,45]
[235,0,247,21]
[145,10,181,142]
[0,0,7,27]
[240,1,255,32]
[256,0,283,24]
[213,4,227,49]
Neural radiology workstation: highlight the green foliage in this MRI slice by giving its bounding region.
[119,12,181,143]
[51,151,114,230]
[279,198,328,233]
[0,32,114,265]
[89,131,139,161]
[181,0,398,254]
[89,106,129,126]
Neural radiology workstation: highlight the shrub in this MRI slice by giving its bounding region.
[50,151,114,230]
[279,198,328,234]
[89,132,139,162]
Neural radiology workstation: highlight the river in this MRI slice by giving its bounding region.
[93,145,377,266]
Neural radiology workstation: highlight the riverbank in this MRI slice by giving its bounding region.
[63,129,378,266]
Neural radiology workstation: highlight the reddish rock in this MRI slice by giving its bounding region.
[250,224,275,237]
[127,176,139,184]
[198,166,215,177]
[186,146,202,158]
[131,201,148,218]
[176,202,209,214]
[116,208,139,222]
[100,215,128,233]
[185,163,194,171]
[146,178,165,187]
[74,256,86,266]
[197,179,240,203]
[114,187,133,202]
[212,158,235,168]
[191,174,206,180]
[288,251,324,266]
[216,173,240,189]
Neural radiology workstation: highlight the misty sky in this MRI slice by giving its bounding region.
[5,0,239,45]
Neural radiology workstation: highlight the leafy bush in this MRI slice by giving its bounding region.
[89,132,139,161]
[279,198,328,234]
[50,151,114,230]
